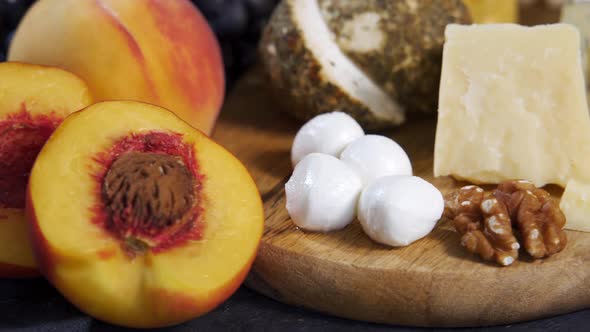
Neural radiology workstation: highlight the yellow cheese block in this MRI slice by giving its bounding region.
[434,24,590,188]
[463,0,517,23]
[560,179,590,232]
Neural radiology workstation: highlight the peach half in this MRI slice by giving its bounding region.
[9,0,224,135]
[27,101,264,328]
[0,62,92,277]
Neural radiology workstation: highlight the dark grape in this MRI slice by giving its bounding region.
[192,0,226,19]
[245,0,276,17]
[220,40,236,72]
[209,0,248,38]
[234,40,258,69]
[245,16,268,41]
[191,0,281,87]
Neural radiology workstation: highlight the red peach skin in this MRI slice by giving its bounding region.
[9,0,225,135]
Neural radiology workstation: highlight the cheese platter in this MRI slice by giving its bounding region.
[212,67,590,327]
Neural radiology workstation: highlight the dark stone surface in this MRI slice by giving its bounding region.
[0,278,589,332]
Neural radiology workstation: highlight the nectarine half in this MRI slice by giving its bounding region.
[0,62,92,277]
[27,101,263,327]
[9,0,224,135]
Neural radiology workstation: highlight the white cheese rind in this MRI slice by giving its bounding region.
[560,179,590,232]
[292,0,404,124]
[434,24,590,187]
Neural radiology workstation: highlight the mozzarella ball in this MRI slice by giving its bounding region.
[291,112,364,166]
[358,176,443,247]
[285,153,363,232]
[340,135,412,186]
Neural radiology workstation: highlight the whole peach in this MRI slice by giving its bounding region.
[9,0,225,135]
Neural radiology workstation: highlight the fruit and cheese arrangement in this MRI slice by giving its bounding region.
[1,0,590,329]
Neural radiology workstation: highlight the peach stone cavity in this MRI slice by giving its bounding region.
[93,131,203,255]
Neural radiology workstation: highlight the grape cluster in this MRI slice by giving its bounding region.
[0,0,34,61]
[191,0,280,87]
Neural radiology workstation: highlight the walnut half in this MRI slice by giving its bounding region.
[494,180,567,259]
[445,185,520,266]
[445,180,567,266]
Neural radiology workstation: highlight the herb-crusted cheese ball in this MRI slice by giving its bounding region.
[260,0,405,129]
[260,0,471,129]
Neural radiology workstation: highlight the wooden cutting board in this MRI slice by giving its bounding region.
[211,70,590,328]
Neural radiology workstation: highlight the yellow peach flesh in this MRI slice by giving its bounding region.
[0,62,92,277]
[0,209,35,272]
[28,101,263,327]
